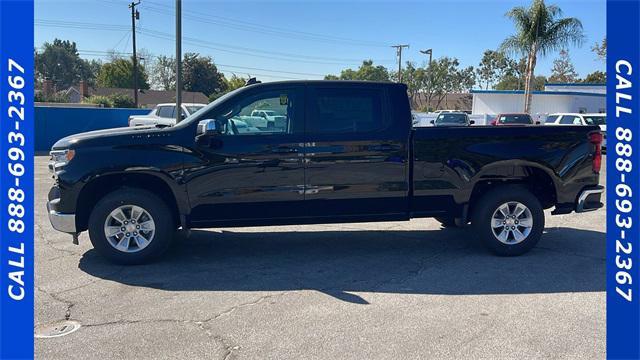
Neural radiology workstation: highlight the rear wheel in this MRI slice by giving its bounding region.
[88,189,174,264]
[471,186,544,256]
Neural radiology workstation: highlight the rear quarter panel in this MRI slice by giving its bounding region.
[412,125,600,213]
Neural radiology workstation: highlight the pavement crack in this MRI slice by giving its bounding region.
[36,285,75,321]
[205,291,292,322]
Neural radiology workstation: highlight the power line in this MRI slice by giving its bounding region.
[136,0,389,47]
[35,19,394,65]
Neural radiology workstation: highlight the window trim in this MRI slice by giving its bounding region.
[306,86,389,135]
[211,86,303,136]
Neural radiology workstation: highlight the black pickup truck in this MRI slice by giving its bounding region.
[47,81,604,264]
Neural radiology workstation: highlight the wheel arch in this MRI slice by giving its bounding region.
[467,162,558,218]
[75,171,184,232]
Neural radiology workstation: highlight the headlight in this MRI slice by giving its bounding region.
[48,149,75,173]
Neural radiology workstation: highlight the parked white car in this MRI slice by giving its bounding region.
[128,103,207,127]
[250,109,287,130]
[545,113,607,148]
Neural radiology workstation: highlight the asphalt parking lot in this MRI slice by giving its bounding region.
[35,155,606,359]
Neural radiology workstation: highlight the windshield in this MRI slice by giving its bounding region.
[583,115,606,126]
[186,105,205,114]
[435,113,467,125]
[498,114,532,124]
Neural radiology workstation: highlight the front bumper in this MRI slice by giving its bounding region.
[47,199,76,233]
[576,185,605,213]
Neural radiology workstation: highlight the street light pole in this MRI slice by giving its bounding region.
[175,0,183,124]
[420,49,433,111]
[420,48,432,66]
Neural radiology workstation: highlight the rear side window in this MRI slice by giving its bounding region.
[498,114,532,124]
[157,106,175,118]
[545,115,559,123]
[560,116,581,125]
[309,88,385,134]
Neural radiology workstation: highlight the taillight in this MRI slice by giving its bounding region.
[589,132,603,173]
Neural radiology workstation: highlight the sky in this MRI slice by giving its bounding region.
[35,0,606,84]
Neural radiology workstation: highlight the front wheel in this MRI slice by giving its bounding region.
[471,186,544,256]
[88,189,175,264]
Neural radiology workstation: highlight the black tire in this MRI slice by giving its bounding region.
[435,216,457,228]
[88,188,175,264]
[471,185,544,256]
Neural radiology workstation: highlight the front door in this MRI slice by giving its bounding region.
[185,86,305,225]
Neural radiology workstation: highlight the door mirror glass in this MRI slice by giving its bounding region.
[469,120,475,125]
[197,119,218,136]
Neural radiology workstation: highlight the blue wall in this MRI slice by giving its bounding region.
[35,106,150,152]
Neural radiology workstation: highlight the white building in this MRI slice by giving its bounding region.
[471,83,606,118]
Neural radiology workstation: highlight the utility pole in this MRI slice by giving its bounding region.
[175,0,183,123]
[129,1,141,107]
[391,44,409,83]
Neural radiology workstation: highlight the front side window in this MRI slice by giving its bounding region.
[157,106,175,118]
[309,88,385,134]
[215,89,298,135]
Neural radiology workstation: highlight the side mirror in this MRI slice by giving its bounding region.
[490,120,497,126]
[181,113,187,120]
[535,121,541,125]
[469,120,475,125]
[197,119,218,136]
[430,120,435,124]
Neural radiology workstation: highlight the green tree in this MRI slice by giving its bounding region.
[182,53,227,97]
[548,49,579,83]
[500,0,584,113]
[324,60,390,81]
[225,74,247,92]
[35,39,99,89]
[398,62,427,109]
[420,57,475,110]
[150,55,176,91]
[475,50,510,89]
[582,71,606,83]
[96,57,150,89]
[495,74,546,91]
[592,37,606,62]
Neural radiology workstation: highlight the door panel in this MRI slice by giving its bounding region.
[185,86,305,224]
[304,86,410,217]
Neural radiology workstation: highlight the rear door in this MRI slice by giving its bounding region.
[303,84,410,218]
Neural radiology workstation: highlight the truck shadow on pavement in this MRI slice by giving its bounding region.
[78,226,605,304]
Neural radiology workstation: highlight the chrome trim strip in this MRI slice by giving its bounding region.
[576,187,604,212]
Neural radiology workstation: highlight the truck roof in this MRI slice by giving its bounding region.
[243,80,407,89]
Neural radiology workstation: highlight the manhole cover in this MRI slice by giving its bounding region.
[35,320,81,338]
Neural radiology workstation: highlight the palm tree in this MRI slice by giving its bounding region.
[500,0,584,113]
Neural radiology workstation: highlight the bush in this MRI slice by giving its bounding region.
[84,95,113,107]
[83,93,136,108]
[108,93,136,108]
[35,91,69,103]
